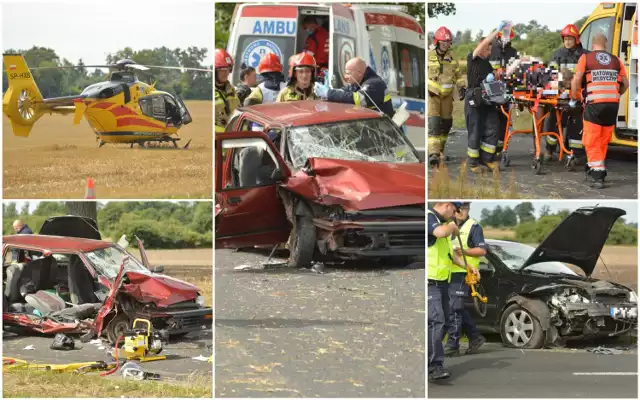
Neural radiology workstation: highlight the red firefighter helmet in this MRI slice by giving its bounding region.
[433,26,453,45]
[561,24,581,45]
[215,48,233,70]
[258,53,283,74]
[288,52,317,84]
[497,27,516,40]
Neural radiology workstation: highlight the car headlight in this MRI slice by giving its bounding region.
[629,290,638,304]
[196,295,205,307]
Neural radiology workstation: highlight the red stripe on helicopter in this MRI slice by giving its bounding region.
[110,106,138,117]
[241,5,297,18]
[91,102,115,109]
[116,117,164,129]
[364,13,423,34]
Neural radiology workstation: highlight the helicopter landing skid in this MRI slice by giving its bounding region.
[124,137,191,149]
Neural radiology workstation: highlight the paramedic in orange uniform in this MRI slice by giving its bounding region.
[302,16,329,71]
[571,33,629,189]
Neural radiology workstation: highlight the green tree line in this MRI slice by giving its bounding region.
[479,203,637,246]
[2,46,212,100]
[3,201,212,249]
[215,3,426,50]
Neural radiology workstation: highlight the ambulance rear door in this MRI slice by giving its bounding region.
[619,3,637,131]
[362,11,399,95]
[329,4,358,89]
[227,4,299,84]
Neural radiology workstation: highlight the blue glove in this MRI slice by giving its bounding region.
[569,99,577,108]
[314,81,329,98]
[486,73,495,83]
[497,20,508,32]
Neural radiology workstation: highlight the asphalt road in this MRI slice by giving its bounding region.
[428,342,638,398]
[3,330,212,381]
[433,129,638,199]
[215,249,425,397]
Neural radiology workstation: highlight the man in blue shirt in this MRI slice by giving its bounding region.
[444,202,487,356]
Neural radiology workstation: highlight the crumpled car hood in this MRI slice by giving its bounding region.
[120,271,200,307]
[282,158,425,211]
[520,207,626,277]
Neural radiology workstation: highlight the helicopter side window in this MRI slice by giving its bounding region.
[139,98,153,118]
[151,96,166,120]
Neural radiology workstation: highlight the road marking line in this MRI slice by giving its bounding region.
[573,372,638,376]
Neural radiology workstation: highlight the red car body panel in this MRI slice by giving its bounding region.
[121,272,199,307]
[283,158,425,211]
[3,313,90,334]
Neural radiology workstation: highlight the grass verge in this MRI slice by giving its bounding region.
[3,369,212,398]
[428,161,520,198]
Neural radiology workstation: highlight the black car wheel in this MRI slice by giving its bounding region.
[106,313,130,344]
[500,304,544,348]
[288,216,316,269]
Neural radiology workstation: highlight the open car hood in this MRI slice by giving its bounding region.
[282,158,425,211]
[520,207,626,277]
[39,215,101,240]
[120,271,200,307]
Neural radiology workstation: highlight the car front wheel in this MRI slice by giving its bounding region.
[500,303,544,348]
[288,216,316,269]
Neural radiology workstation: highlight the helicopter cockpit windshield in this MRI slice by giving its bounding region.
[175,96,192,125]
[110,71,137,83]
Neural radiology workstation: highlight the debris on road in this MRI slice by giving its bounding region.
[586,346,624,355]
[23,345,35,350]
[50,333,76,351]
[192,355,210,362]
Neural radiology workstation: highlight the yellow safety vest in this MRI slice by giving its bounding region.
[215,82,239,133]
[427,209,453,282]
[452,218,481,273]
[427,49,465,96]
[276,85,318,102]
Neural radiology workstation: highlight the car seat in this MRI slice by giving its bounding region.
[67,255,99,305]
[238,147,264,187]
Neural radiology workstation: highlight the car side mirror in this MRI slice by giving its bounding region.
[270,168,285,182]
[151,265,165,273]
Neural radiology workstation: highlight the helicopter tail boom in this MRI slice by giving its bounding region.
[2,54,46,137]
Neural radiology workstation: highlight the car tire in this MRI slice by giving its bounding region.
[288,216,316,269]
[105,313,130,344]
[500,303,544,349]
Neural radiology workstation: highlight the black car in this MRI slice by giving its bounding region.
[465,206,638,348]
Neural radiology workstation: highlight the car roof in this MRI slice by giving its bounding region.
[3,235,112,253]
[239,100,382,127]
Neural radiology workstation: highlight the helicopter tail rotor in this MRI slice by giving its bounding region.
[3,54,45,137]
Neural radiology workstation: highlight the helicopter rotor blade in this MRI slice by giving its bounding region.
[124,64,150,71]
[28,65,114,70]
[140,65,212,72]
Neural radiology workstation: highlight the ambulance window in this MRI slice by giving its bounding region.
[240,118,264,132]
[582,17,614,52]
[233,36,296,84]
[393,43,425,100]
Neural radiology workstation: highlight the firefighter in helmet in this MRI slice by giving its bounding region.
[276,52,319,102]
[215,48,239,133]
[244,53,287,106]
[428,26,466,167]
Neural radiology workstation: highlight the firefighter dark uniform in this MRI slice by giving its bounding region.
[215,49,239,133]
[544,24,590,161]
[465,52,500,169]
[326,66,395,118]
[489,34,519,158]
[245,53,287,106]
[276,52,319,103]
[428,208,453,380]
[575,50,627,187]
[428,28,465,165]
[444,216,486,355]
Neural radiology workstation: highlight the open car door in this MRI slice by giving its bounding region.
[329,4,358,89]
[135,236,151,269]
[215,131,292,249]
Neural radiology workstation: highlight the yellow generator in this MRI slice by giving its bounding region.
[122,319,165,362]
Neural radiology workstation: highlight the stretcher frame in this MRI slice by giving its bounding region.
[498,90,579,174]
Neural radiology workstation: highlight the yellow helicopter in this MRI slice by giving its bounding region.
[2,54,212,148]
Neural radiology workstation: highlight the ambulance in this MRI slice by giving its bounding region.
[580,2,638,148]
[225,3,426,149]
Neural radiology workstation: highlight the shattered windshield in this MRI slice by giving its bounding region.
[84,246,148,279]
[491,242,578,275]
[286,118,419,169]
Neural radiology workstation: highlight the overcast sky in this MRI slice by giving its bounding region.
[3,2,213,66]
[429,1,601,36]
[469,201,638,224]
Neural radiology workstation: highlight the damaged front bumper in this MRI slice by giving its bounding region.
[313,217,425,257]
[139,307,213,335]
[551,300,638,337]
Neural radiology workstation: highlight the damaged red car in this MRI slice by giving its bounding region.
[3,216,212,343]
[216,100,425,267]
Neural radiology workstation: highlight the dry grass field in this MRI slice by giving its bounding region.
[3,101,212,199]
